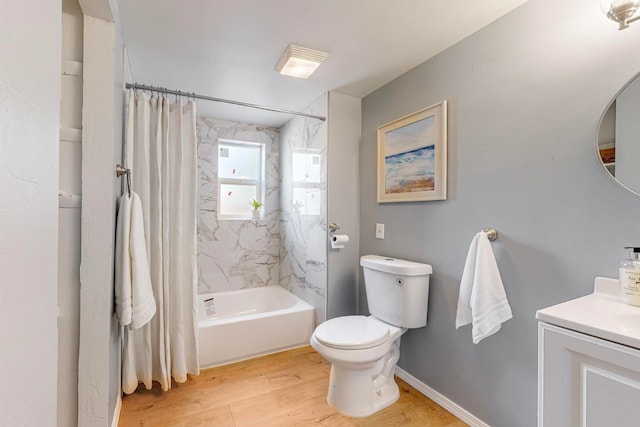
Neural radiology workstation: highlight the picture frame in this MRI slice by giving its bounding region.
[377,101,447,203]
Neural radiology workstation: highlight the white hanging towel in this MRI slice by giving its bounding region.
[115,191,156,330]
[455,231,512,344]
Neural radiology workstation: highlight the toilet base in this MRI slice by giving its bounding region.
[326,339,402,418]
[327,364,400,418]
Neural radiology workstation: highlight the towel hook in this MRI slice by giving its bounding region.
[482,228,498,241]
[116,164,132,197]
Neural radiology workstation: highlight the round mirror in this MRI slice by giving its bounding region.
[597,71,640,196]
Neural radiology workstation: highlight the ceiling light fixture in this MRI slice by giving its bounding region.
[275,44,328,79]
[601,0,640,29]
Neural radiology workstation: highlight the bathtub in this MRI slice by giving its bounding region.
[197,286,315,368]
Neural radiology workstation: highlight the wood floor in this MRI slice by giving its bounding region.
[119,346,467,426]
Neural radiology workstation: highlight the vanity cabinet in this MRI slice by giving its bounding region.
[536,277,640,427]
[538,323,640,426]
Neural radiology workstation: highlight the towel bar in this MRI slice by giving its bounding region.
[482,228,498,241]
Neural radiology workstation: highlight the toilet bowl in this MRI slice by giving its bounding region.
[311,255,432,418]
[310,315,405,417]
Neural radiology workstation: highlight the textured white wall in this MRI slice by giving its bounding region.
[58,1,84,426]
[77,10,125,426]
[0,0,61,425]
[76,1,128,424]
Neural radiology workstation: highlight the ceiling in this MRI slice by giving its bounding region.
[116,0,528,127]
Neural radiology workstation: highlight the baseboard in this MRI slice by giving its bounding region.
[111,393,122,427]
[395,367,490,427]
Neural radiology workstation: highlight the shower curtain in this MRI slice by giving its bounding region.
[122,89,199,393]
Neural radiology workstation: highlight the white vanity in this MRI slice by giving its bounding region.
[536,277,640,427]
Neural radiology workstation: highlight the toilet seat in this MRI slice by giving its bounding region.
[313,316,390,350]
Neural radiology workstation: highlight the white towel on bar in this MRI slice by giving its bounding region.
[456,231,512,344]
[115,191,156,329]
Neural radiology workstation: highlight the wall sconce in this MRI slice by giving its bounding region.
[275,44,328,79]
[601,0,640,29]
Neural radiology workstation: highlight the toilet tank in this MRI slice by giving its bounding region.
[360,255,433,328]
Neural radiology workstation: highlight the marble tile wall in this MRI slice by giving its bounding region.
[279,95,328,323]
[197,117,280,294]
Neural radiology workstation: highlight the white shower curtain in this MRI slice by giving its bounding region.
[122,89,199,393]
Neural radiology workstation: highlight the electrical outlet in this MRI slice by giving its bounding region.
[375,223,385,239]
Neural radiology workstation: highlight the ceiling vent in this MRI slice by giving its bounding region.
[275,44,328,79]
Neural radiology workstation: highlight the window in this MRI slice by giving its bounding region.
[292,148,322,216]
[217,139,265,219]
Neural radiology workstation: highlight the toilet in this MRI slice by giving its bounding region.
[310,255,433,417]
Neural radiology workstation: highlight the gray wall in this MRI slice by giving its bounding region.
[359,0,640,426]
[327,91,362,319]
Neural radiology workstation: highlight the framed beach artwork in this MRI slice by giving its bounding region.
[377,101,447,203]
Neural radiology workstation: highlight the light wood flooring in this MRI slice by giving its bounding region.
[119,346,467,426]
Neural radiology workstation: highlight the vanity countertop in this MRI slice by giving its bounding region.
[536,277,640,350]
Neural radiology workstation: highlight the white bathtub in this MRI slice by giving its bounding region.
[197,286,315,368]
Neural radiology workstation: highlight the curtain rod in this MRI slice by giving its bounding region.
[125,83,326,122]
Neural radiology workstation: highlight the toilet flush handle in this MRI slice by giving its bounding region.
[329,223,340,233]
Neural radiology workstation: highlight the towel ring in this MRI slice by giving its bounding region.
[483,228,498,241]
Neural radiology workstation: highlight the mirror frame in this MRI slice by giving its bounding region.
[596,70,640,197]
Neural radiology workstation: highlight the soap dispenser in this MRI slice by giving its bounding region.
[620,247,640,306]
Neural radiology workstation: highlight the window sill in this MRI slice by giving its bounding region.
[217,217,262,221]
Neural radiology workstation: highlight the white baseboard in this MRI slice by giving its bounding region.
[111,393,122,427]
[395,367,490,427]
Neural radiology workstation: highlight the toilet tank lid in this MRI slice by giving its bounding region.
[360,255,432,276]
